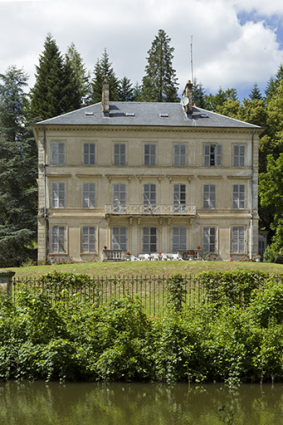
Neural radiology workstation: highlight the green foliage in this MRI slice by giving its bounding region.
[0,273,283,384]
[0,66,37,267]
[248,279,283,327]
[142,29,179,102]
[91,49,119,103]
[118,76,134,101]
[263,244,279,263]
[166,273,187,311]
[65,42,90,102]
[30,33,81,120]
[196,269,269,308]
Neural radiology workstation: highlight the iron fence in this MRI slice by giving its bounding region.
[10,274,283,316]
[11,275,206,316]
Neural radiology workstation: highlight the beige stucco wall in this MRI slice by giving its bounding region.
[34,125,259,262]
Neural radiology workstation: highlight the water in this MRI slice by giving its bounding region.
[0,381,282,425]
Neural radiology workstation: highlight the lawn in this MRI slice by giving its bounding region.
[8,259,283,280]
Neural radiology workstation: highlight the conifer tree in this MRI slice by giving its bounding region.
[132,83,143,101]
[30,34,81,120]
[118,77,134,101]
[0,66,37,266]
[249,83,263,100]
[91,49,119,103]
[142,29,179,102]
[192,78,206,108]
[65,42,90,102]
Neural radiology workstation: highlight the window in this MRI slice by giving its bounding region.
[142,227,157,253]
[172,227,187,253]
[204,144,222,166]
[144,144,156,166]
[51,182,65,208]
[112,227,127,250]
[52,142,65,165]
[203,184,216,209]
[113,143,126,166]
[174,144,186,166]
[231,226,245,253]
[82,183,96,208]
[113,183,126,212]
[82,226,96,253]
[203,227,216,253]
[143,183,156,212]
[233,184,245,209]
[233,145,245,167]
[51,226,65,253]
[173,184,186,212]
[83,143,96,165]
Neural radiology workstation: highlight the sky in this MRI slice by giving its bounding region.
[1,0,283,100]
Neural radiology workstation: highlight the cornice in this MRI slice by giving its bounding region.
[33,124,262,135]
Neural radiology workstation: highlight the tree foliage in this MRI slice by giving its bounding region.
[30,34,81,120]
[0,67,37,266]
[142,29,179,102]
[65,42,90,102]
[91,49,119,104]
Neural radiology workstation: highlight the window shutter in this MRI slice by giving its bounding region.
[240,145,245,166]
[52,143,59,164]
[59,183,65,208]
[204,145,210,166]
[216,144,222,166]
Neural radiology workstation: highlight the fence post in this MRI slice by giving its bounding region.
[0,270,16,298]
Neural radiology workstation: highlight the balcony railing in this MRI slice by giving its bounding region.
[105,204,196,216]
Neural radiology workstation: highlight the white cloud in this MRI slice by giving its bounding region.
[0,0,283,98]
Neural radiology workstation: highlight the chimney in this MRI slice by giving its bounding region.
[183,80,193,115]
[102,78,110,114]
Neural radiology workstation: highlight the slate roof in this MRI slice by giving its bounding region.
[35,101,261,130]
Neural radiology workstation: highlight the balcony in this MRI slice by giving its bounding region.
[105,204,196,217]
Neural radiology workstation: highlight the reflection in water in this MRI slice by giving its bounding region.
[0,381,282,425]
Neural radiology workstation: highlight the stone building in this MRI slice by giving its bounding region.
[33,81,262,262]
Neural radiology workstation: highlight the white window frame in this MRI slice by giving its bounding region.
[144,144,156,166]
[233,145,245,167]
[233,184,245,209]
[113,143,126,166]
[83,142,96,165]
[51,182,65,208]
[173,184,186,212]
[231,226,245,253]
[82,183,96,208]
[174,144,186,166]
[82,226,96,253]
[112,226,128,250]
[204,144,222,166]
[203,184,216,209]
[142,226,157,253]
[172,227,187,253]
[51,225,66,253]
[202,226,216,253]
[52,142,65,165]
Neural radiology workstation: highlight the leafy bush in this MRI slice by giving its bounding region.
[196,269,269,308]
[0,273,282,384]
[263,244,279,263]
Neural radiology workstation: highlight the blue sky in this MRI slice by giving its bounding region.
[1,0,283,101]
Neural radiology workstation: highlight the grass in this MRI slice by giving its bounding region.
[7,259,283,280]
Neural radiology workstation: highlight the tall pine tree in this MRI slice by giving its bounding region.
[65,42,90,102]
[0,66,37,266]
[142,29,179,102]
[30,34,81,120]
[91,49,119,104]
[118,77,134,101]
